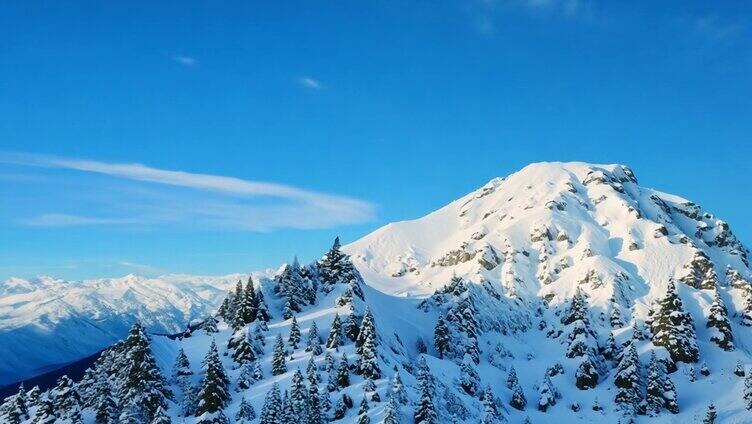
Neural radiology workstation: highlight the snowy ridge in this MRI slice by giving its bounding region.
[2,161,752,423]
[0,272,275,385]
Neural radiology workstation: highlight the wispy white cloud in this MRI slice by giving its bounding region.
[172,55,198,66]
[298,76,323,90]
[2,153,376,231]
[18,214,139,227]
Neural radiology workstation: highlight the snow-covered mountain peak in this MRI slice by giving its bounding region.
[345,161,749,314]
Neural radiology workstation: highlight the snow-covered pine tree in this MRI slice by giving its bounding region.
[433,313,450,359]
[217,291,235,324]
[307,356,320,386]
[681,250,717,290]
[706,287,734,351]
[245,276,259,321]
[236,360,255,391]
[326,313,343,349]
[646,352,669,416]
[119,323,172,421]
[450,296,480,364]
[345,310,361,342]
[703,403,717,424]
[235,396,257,423]
[357,396,370,424]
[614,343,643,414]
[27,385,40,408]
[281,390,296,423]
[253,360,264,381]
[507,366,518,389]
[52,375,80,420]
[337,353,351,388]
[31,397,56,424]
[537,373,558,412]
[202,315,219,334]
[391,371,407,405]
[259,383,283,424]
[459,353,480,396]
[93,381,117,424]
[306,320,323,354]
[272,333,288,375]
[744,371,752,411]
[509,378,527,410]
[603,331,621,362]
[276,258,309,318]
[356,308,381,380]
[8,383,28,421]
[575,355,599,390]
[308,382,324,424]
[150,406,171,424]
[256,288,272,323]
[414,357,438,424]
[232,331,257,367]
[196,340,231,417]
[173,348,193,381]
[735,360,745,377]
[742,287,752,327]
[650,280,699,364]
[118,398,143,424]
[233,278,255,329]
[291,369,310,420]
[288,316,302,350]
[383,395,400,424]
[610,302,624,328]
[318,237,365,298]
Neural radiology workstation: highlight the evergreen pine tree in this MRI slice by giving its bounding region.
[735,361,745,377]
[150,406,171,424]
[172,348,193,381]
[391,371,407,404]
[52,375,80,419]
[742,287,752,327]
[235,396,257,423]
[650,280,699,363]
[253,360,265,381]
[414,357,438,424]
[383,395,400,424]
[326,313,343,349]
[357,396,370,424]
[456,297,480,364]
[307,356,320,386]
[703,403,717,424]
[119,324,171,420]
[356,310,381,379]
[510,378,527,411]
[614,343,643,413]
[459,353,480,396]
[681,250,717,290]
[202,314,219,334]
[32,397,56,424]
[537,373,558,412]
[346,311,361,341]
[118,398,143,424]
[281,390,296,424]
[256,289,272,323]
[276,258,308,318]
[433,313,450,359]
[245,276,259,322]
[232,331,257,366]
[318,237,365,298]
[196,340,231,416]
[610,304,624,328]
[259,384,283,424]
[290,370,310,420]
[306,321,323,355]
[27,385,41,407]
[272,334,288,375]
[308,382,324,424]
[507,366,519,389]
[744,371,752,411]
[94,382,117,424]
[236,360,255,391]
[288,316,302,350]
[217,291,235,324]
[575,355,599,390]
[707,288,734,351]
[337,353,351,388]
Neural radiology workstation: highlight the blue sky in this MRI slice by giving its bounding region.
[1,1,750,280]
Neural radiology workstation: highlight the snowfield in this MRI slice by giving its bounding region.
[2,161,752,423]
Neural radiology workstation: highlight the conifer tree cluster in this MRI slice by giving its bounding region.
[355,307,381,380]
[318,237,365,299]
[680,250,717,290]
[196,340,231,420]
[613,343,642,414]
[645,352,678,416]
[650,280,699,364]
[276,258,314,319]
[562,288,601,390]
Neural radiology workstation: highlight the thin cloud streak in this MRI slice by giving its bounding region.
[298,76,323,90]
[2,153,376,231]
[172,55,198,66]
